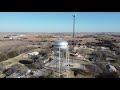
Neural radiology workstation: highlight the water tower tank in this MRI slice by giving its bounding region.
[53,40,68,49]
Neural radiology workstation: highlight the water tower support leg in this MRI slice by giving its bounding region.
[59,48,61,78]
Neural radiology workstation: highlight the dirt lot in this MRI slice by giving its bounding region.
[0,40,28,48]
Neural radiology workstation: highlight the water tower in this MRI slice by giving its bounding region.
[53,40,70,78]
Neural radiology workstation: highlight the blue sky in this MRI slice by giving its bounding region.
[0,12,120,32]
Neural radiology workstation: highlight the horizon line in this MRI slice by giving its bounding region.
[0,32,120,33]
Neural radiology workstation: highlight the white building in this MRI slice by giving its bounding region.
[9,35,25,40]
[28,51,39,56]
[19,35,25,37]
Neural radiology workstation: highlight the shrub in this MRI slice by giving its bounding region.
[0,54,8,62]
[3,64,26,76]
[26,57,44,69]
[25,64,36,69]
[33,59,44,69]
[60,75,64,78]
[46,74,54,78]
[30,55,39,60]
[7,51,19,58]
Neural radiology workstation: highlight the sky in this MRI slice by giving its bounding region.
[0,12,120,32]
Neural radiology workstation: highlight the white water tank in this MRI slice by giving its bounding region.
[53,40,68,49]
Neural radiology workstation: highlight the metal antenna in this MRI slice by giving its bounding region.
[72,14,77,49]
